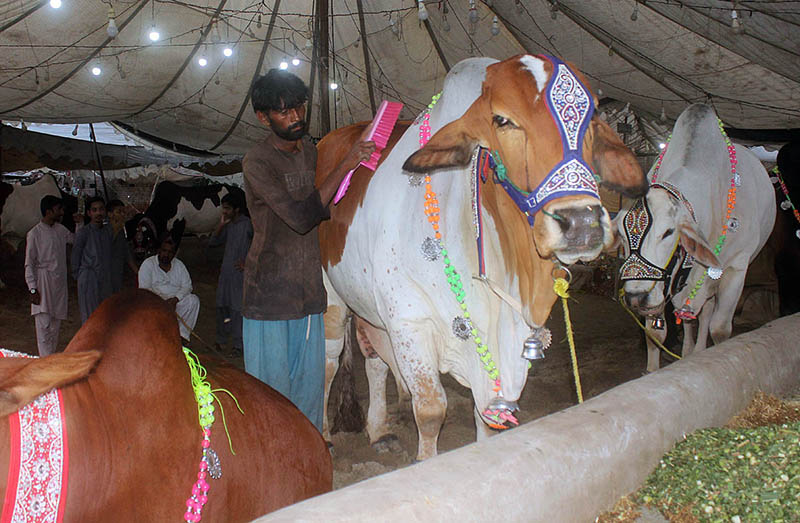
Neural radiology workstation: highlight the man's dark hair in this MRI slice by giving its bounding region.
[86,196,105,209]
[40,195,62,217]
[251,69,308,114]
[221,191,244,211]
[107,199,125,213]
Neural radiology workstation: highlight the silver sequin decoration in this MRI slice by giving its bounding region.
[420,237,440,261]
[781,200,792,211]
[204,448,222,479]
[408,175,423,187]
[796,229,800,240]
[727,217,739,232]
[452,316,473,340]
[769,176,779,184]
[707,267,723,280]
[470,147,481,239]
[734,172,742,187]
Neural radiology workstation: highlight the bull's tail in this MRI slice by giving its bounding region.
[331,313,365,434]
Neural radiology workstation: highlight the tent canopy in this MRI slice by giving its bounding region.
[1,1,798,156]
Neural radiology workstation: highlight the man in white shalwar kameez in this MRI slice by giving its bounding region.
[138,236,199,342]
[25,196,75,356]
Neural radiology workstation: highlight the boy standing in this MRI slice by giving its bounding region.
[71,196,113,324]
[208,191,252,356]
[25,196,75,355]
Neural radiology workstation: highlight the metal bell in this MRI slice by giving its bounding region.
[650,316,665,330]
[522,335,545,360]
[486,397,519,413]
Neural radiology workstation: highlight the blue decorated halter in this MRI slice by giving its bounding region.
[491,55,601,227]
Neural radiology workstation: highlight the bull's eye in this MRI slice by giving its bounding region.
[492,115,515,128]
[661,228,674,239]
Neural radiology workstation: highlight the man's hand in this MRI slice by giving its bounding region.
[343,140,377,172]
[166,297,179,307]
[29,290,41,305]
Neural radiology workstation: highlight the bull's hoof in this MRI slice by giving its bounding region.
[371,434,401,454]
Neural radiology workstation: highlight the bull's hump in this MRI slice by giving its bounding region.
[318,121,411,268]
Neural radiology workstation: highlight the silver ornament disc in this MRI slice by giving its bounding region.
[707,267,723,280]
[796,229,800,240]
[769,176,779,184]
[781,200,792,211]
[204,448,222,479]
[420,237,440,261]
[408,175,423,187]
[734,173,742,187]
[452,316,473,340]
[727,217,739,232]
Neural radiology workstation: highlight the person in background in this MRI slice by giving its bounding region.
[25,195,78,355]
[107,199,139,293]
[138,234,200,345]
[241,68,375,431]
[71,196,112,324]
[208,191,252,357]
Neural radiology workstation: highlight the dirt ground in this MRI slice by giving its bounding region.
[0,236,773,491]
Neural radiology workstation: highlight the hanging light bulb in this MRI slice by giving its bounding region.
[279,59,289,70]
[597,88,604,97]
[418,1,428,21]
[223,46,233,57]
[659,106,667,122]
[330,82,339,90]
[442,14,450,32]
[730,6,744,34]
[257,13,262,28]
[658,143,666,150]
[149,25,160,42]
[20,120,27,131]
[292,57,301,66]
[390,17,399,36]
[91,66,102,76]
[49,0,61,9]
[515,0,523,14]
[630,2,639,22]
[72,124,79,136]
[550,0,559,19]
[107,7,119,38]
[211,22,221,43]
[197,47,208,67]
[490,15,500,36]
[304,37,313,49]
[608,45,614,56]
[469,0,479,24]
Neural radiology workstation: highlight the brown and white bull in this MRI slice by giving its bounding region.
[316,55,646,460]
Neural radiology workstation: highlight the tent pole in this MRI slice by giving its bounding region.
[306,0,318,135]
[89,123,110,202]
[423,20,450,73]
[355,0,376,114]
[317,0,331,135]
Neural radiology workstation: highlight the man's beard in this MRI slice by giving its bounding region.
[272,121,306,141]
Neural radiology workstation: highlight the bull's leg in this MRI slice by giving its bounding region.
[474,407,494,441]
[693,296,715,353]
[644,321,667,373]
[321,303,348,442]
[364,356,393,445]
[709,270,746,345]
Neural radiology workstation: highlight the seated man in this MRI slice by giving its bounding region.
[138,236,199,344]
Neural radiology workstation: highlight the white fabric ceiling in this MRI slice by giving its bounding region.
[1,0,797,156]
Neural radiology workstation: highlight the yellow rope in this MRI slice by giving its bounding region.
[617,289,682,361]
[553,277,583,404]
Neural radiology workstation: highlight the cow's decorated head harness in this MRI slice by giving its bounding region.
[490,55,601,227]
[619,182,695,298]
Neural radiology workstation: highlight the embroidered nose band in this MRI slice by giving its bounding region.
[491,55,601,227]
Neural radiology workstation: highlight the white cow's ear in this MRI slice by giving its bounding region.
[677,215,720,268]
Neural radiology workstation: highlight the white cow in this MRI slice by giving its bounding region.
[616,104,775,372]
[0,174,64,250]
[317,55,646,460]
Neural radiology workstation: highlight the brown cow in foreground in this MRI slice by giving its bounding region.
[0,290,331,521]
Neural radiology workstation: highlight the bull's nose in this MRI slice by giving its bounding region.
[551,204,604,247]
[625,291,646,309]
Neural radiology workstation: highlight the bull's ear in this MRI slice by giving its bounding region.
[590,119,648,198]
[0,351,102,418]
[677,215,720,268]
[402,117,478,174]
